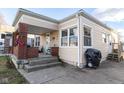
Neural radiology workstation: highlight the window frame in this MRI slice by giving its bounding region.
[60,26,78,48]
[60,29,68,47]
[69,27,78,47]
[102,33,107,44]
[83,25,92,48]
[35,35,40,47]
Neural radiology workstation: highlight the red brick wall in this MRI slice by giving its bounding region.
[12,23,39,59]
[27,47,38,58]
[13,46,19,58]
[51,47,59,56]
[18,23,28,59]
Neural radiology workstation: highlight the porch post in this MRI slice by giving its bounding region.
[18,23,28,59]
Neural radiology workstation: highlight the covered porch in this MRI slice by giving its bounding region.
[12,23,59,59]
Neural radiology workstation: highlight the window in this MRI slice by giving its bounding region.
[69,27,78,46]
[35,36,40,47]
[84,26,92,46]
[61,30,68,46]
[102,33,107,43]
[1,34,5,39]
[0,42,3,45]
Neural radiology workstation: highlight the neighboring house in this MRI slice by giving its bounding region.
[12,8,119,68]
[0,25,15,53]
[0,33,5,52]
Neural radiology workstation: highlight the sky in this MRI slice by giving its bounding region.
[0,8,124,41]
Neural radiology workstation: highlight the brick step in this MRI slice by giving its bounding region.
[24,62,62,72]
[28,57,58,66]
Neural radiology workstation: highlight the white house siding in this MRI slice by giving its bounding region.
[111,31,119,43]
[58,15,117,66]
[59,48,78,66]
[80,16,114,65]
[40,31,59,49]
[40,34,46,49]
[50,31,59,47]
[58,18,78,66]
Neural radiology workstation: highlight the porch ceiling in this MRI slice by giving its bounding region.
[28,24,58,35]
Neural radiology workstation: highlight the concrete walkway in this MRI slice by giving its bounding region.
[18,61,124,84]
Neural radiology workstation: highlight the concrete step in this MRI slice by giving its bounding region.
[29,57,58,66]
[24,61,62,72]
[107,53,119,61]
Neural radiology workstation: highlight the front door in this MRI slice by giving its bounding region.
[108,34,112,53]
[45,33,51,54]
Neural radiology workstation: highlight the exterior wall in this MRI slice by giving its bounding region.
[40,34,46,49]
[59,48,78,66]
[13,23,28,59]
[0,25,15,33]
[58,16,114,66]
[13,46,19,58]
[40,31,59,48]
[58,18,78,66]
[80,16,112,65]
[111,31,119,43]
[50,31,59,47]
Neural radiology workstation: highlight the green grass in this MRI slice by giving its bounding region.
[0,56,28,84]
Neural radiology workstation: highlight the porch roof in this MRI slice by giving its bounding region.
[13,8,59,31]
[12,8,59,26]
[27,24,57,35]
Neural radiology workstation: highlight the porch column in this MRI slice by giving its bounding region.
[12,31,18,56]
[18,23,28,59]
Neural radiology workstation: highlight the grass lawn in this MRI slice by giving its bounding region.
[0,56,28,84]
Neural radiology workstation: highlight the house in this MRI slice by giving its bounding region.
[0,25,14,53]
[11,8,119,68]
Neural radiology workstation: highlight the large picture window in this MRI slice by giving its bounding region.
[69,27,78,46]
[84,26,92,46]
[61,30,68,46]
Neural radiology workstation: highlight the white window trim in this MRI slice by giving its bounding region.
[83,25,93,48]
[59,26,78,48]
[60,29,68,47]
[102,32,107,44]
[34,35,40,47]
[106,33,111,44]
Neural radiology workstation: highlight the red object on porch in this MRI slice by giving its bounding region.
[51,47,59,56]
